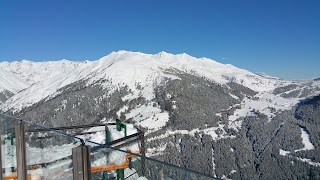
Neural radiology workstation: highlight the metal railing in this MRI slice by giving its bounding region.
[0,113,216,180]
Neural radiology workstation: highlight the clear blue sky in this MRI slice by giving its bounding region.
[1,0,319,80]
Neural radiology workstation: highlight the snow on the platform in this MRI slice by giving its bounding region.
[78,124,139,151]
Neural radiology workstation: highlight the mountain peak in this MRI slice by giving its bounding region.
[155,51,174,58]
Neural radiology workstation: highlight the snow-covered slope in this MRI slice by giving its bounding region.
[0,59,92,84]
[0,68,29,93]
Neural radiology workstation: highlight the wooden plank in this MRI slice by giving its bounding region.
[72,145,91,180]
[140,132,146,176]
[72,147,78,179]
[82,146,91,180]
[15,122,27,180]
[72,147,81,180]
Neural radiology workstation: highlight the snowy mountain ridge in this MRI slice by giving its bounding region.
[0,59,92,84]
[0,59,93,106]
[1,51,320,115]
[0,51,273,110]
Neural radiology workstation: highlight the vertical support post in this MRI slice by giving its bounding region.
[116,119,127,137]
[15,121,27,180]
[104,126,110,179]
[140,132,146,176]
[105,126,110,144]
[10,134,15,172]
[116,119,122,131]
[116,169,124,180]
[72,145,91,180]
[128,157,132,169]
[0,119,3,180]
[102,172,109,180]
[122,124,127,137]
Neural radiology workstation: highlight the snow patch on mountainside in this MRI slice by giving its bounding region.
[147,143,168,156]
[279,149,291,156]
[294,128,314,152]
[228,92,300,130]
[147,124,236,142]
[123,104,169,131]
[279,148,320,167]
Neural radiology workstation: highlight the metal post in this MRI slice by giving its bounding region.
[122,124,127,137]
[105,126,110,144]
[116,169,124,180]
[10,133,15,172]
[104,126,110,179]
[15,121,27,180]
[72,145,91,180]
[116,119,122,131]
[140,132,146,176]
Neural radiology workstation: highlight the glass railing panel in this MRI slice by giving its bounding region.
[25,123,82,180]
[0,113,84,180]
[90,145,143,180]
[0,114,21,179]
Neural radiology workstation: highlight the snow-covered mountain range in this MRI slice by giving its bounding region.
[2,51,319,112]
[0,59,92,84]
[1,51,320,179]
[0,59,92,105]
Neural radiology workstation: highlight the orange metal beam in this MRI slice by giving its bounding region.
[91,151,140,173]
[4,173,42,180]
[91,161,130,173]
